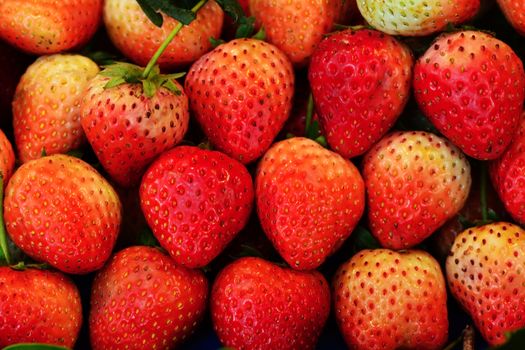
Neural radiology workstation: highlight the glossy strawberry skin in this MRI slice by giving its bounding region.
[4,155,122,274]
[13,54,99,163]
[497,0,525,35]
[140,146,254,268]
[104,0,223,69]
[414,31,525,160]
[0,129,15,183]
[334,249,448,350]
[357,0,479,36]
[0,0,102,55]
[90,246,208,350]
[446,222,525,345]
[363,131,471,249]
[490,113,525,225]
[0,267,82,348]
[211,257,330,350]
[256,137,365,270]
[309,29,413,158]
[249,0,340,66]
[80,75,189,187]
[185,38,294,164]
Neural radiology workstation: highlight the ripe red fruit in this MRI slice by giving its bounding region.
[104,0,224,69]
[414,30,525,160]
[497,0,525,35]
[363,131,471,249]
[256,137,365,270]
[334,249,449,350]
[446,222,525,345]
[90,246,208,350]
[140,146,254,268]
[13,54,99,163]
[0,129,15,183]
[0,0,102,55]
[4,154,122,274]
[249,0,340,66]
[491,113,525,225]
[185,38,294,164]
[211,257,330,350]
[309,29,413,158]
[0,267,82,348]
[80,73,189,187]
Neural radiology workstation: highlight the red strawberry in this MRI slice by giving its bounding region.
[256,137,365,270]
[363,131,471,249]
[104,0,224,70]
[357,0,479,36]
[497,0,525,35]
[0,267,82,348]
[80,66,190,187]
[140,146,254,268]
[490,113,525,225]
[211,257,330,350]
[334,249,448,350]
[90,246,208,350]
[446,222,525,345]
[249,0,340,66]
[13,54,99,163]
[0,129,15,183]
[414,31,525,160]
[185,38,294,164]
[309,29,413,158]
[0,0,102,55]
[4,154,122,274]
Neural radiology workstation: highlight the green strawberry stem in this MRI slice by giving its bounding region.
[0,176,12,265]
[304,94,314,134]
[480,163,488,222]
[142,0,208,79]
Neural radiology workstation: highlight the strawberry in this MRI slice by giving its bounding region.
[334,249,448,350]
[490,113,525,225]
[357,0,479,36]
[90,246,208,350]
[446,222,525,345]
[80,65,190,187]
[185,38,294,164]
[0,129,15,183]
[414,31,525,160]
[211,257,330,350]
[256,137,365,270]
[0,0,102,55]
[13,54,99,163]
[0,267,82,348]
[4,154,121,274]
[363,131,471,249]
[497,0,525,35]
[140,146,254,268]
[337,0,359,25]
[249,0,340,66]
[309,29,413,159]
[104,0,224,70]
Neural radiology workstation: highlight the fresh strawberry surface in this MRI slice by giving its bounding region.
[4,154,121,274]
[90,246,208,350]
[211,257,330,350]
[0,267,82,348]
[0,0,102,55]
[497,0,525,35]
[140,146,254,268]
[185,38,294,164]
[0,129,15,183]
[414,30,525,160]
[13,54,99,163]
[334,249,449,350]
[256,137,365,270]
[309,29,413,158]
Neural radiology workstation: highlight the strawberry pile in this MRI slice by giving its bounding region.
[0,0,525,350]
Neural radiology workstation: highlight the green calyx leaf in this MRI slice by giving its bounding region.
[209,36,225,48]
[235,16,256,38]
[136,0,200,26]
[100,62,185,98]
[2,344,69,350]
[251,26,266,40]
